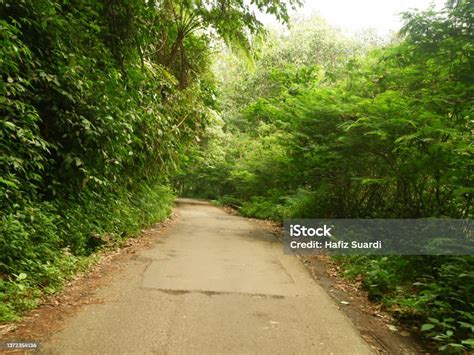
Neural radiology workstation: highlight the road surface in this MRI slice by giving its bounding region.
[42,198,372,354]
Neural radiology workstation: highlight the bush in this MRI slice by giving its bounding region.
[339,256,474,352]
[240,196,282,219]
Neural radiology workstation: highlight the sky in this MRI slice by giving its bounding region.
[260,0,446,37]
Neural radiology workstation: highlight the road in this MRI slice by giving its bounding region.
[42,198,372,354]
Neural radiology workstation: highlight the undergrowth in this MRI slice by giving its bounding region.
[0,184,174,323]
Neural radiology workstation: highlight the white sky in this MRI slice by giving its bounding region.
[260,0,446,36]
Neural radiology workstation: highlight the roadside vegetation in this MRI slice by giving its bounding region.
[175,1,474,352]
[0,0,298,323]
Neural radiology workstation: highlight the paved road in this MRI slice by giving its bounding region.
[43,199,372,354]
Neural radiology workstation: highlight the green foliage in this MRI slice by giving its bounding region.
[1,0,297,322]
[240,196,281,219]
[177,1,473,351]
[0,0,187,321]
[339,256,474,352]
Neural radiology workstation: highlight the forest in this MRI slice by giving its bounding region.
[0,0,473,352]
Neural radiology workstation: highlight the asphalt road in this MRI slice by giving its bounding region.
[42,198,372,354]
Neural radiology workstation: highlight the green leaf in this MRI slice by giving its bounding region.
[461,339,474,349]
[421,324,435,331]
[16,273,27,281]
